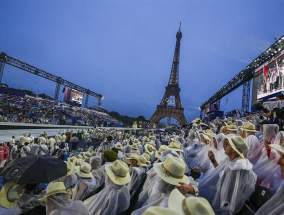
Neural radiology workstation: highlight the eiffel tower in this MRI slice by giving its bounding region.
[149,24,187,126]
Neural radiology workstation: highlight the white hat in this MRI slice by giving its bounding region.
[75,162,92,178]
[154,156,189,186]
[169,188,215,215]
[0,182,23,208]
[105,160,131,185]
[39,182,69,202]
[143,206,180,215]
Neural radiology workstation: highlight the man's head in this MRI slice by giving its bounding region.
[223,136,248,161]
[223,138,239,159]
[12,136,15,139]
[107,136,113,142]
[102,150,118,164]
[276,94,284,101]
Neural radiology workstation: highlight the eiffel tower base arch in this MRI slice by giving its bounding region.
[149,105,187,125]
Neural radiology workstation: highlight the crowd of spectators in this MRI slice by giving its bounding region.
[0,93,118,126]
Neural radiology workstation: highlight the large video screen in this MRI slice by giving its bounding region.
[70,89,84,104]
[255,52,284,101]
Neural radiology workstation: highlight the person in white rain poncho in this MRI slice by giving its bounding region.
[240,123,260,159]
[249,124,279,165]
[55,161,78,190]
[252,125,280,184]
[114,142,124,161]
[72,163,98,201]
[0,182,22,215]
[198,136,256,215]
[255,143,284,215]
[85,160,131,215]
[132,156,197,215]
[125,153,145,193]
[39,182,90,215]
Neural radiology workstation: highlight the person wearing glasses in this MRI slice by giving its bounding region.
[196,136,256,215]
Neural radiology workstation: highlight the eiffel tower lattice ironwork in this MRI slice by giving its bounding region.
[149,24,187,125]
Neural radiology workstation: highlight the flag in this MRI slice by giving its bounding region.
[263,66,269,77]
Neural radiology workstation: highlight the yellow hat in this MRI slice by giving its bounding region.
[155,145,169,159]
[154,156,189,186]
[142,153,151,163]
[83,151,92,160]
[138,155,147,167]
[168,142,183,152]
[125,153,141,166]
[0,182,22,208]
[144,144,154,155]
[143,206,180,215]
[169,188,215,215]
[227,124,237,131]
[240,123,258,133]
[66,161,74,176]
[115,143,123,150]
[39,182,68,202]
[75,162,92,178]
[105,160,131,185]
[131,143,138,150]
[225,136,248,159]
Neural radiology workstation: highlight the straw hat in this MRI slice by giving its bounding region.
[168,142,183,152]
[154,156,189,185]
[74,159,83,166]
[0,182,23,208]
[39,182,69,202]
[115,142,123,150]
[191,118,201,123]
[240,123,258,133]
[142,153,151,163]
[226,136,248,159]
[105,160,131,185]
[75,162,92,178]
[144,144,154,155]
[125,153,141,166]
[270,144,284,154]
[76,154,83,159]
[227,124,237,131]
[202,134,211,142]
[143,206,180,215]
[133,139,139,144]
[155,145,169,159]
[66,161,74,176]
[131,143,138,150]
[83,151,92,160]
[169,188,215,215]
[149,141,156,148]
[139,155,147,167]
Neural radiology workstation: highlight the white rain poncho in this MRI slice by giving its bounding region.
[131,178,175,215]
[249,124,279,165]
[0,205,21,215]
[72,177,97,201]
[56,172,78,189]
[255,180,284,215]
[138,174,159,208]
[38,144,49,155]
[252,148,280,184]
[90,156,101,171]
[46,193,90,215]
[198,157,256,215]
[243,135,260,159]
[184,139,205,168]
[85,175,130,215]
[18,193,45,213]
[127,167,145,193]
[210,133,226,164]
[261,166,283,193]
[92,162,112,188]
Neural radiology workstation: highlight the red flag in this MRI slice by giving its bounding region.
[263,66,268,77]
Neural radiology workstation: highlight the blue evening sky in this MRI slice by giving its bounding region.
[1,0,284,122]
